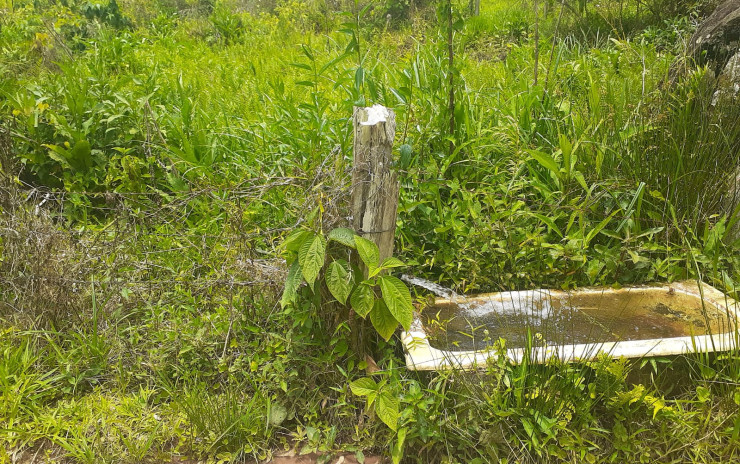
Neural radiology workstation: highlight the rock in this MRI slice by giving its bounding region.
[721,49,740,86]
[712,49,740,104]
[687,0,740,74]
[725,164,740,242]
[714,51,740,240]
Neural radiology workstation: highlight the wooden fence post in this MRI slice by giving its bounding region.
[350,105,399,357]
[351,105,399,265]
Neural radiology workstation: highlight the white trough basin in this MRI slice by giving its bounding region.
[401,281,740,371]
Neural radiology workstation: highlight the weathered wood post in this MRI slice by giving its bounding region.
[351,105,399,264]
[350,104,399,356]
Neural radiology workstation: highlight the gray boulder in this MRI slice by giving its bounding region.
[688,0,740,74]
[712,49,740,104]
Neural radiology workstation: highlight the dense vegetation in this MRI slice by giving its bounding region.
[2,0,740,462]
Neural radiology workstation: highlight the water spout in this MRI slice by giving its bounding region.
[401,274,457,299]
[401,274,474,310]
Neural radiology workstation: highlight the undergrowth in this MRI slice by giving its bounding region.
[1,0,740,462]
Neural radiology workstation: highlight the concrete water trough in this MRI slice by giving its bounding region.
[401,281,740,370]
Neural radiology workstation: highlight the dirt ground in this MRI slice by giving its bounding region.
[5,445,385,464]
[266,452,384,464]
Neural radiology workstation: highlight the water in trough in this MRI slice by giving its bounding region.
[401,276,736,352]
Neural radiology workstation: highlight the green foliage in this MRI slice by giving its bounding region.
[281,228,414,341]
[175,382,268,456]
[378,275,413,330]
[2,0,740,462]
[350,376,400,431]
[326,260,352,304]
[81,0,132,29]
[210,2,245,44]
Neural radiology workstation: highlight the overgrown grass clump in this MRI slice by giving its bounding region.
[2,0,740,462]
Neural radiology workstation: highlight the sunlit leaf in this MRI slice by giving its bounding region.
[326,260,352,305]
[379,276,413,331]
[376,390,399,431]
[527,149,560,177]
[280,261,302,308]
[350,377,378,397]
[391,427,407,464]
[381,257,405,269]
[284,229,311,254]
[328,227,357,248]
[369,299,397,341]
[354,236,379,272]
[350,282,374,318]
[298,234,326,286]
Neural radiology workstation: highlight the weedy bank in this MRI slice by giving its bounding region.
[1,0,740,462]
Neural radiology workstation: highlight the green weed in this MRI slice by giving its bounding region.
[1,0,740,462]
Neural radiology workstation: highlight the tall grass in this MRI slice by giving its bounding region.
[626,70,740,230]
[175,381,269,457]
[2,0,740,462]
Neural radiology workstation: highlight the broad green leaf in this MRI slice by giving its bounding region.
[573,171,589,191]
[527,149,560,177]
[46,141,92,172]
[354,236,379,271]
[521,418,535,439]
[559,133,573,164]
[376,390,399,431]
[371,256,405,276]
[370,299,398,341]
[355,66,364,91]
[350,377,378,397]
[328,228,356,248]
[283,229,311,254]
[166,172,189,192]
[298,234,326,286]
[350,283,374,318]
[268,403,288,426]
[326,260,352,305]
[696,386,711,403]
[531,213,563,238]
[44,144,71,168]
[365,390,378,408]
[585,210,619,246]
[391,428,407,464]
[70,139,92,172]
[380,257,405,269]
[280,261,302,308]
[379,276,413,331]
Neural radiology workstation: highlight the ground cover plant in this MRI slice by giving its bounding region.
[2,0,740,462]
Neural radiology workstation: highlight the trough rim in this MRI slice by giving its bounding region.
[401,280,740,371]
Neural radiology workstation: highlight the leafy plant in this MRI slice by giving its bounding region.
[80,0,132,29]
[176,381,267,456]
[281,227,413,342]
[3,1,740,463]
[350,375,399,431]
[350,362,410,464]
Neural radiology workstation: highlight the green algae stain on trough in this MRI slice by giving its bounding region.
[401,281,740,370]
